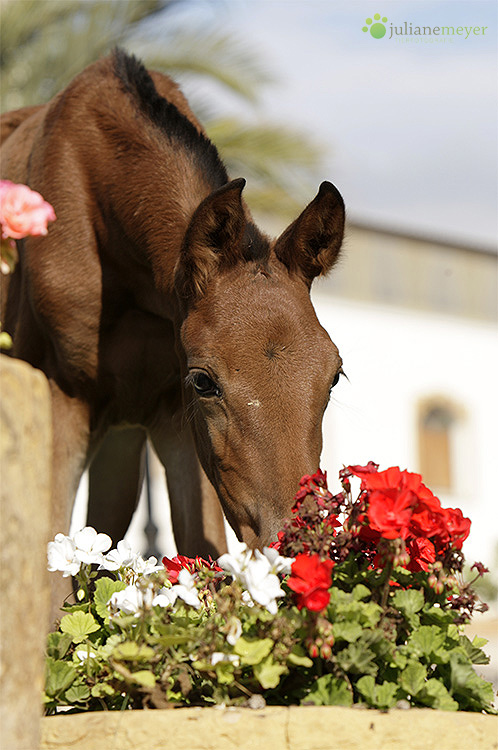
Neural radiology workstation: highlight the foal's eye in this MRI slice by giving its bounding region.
[189,371,222,398]
[328,368,345,397]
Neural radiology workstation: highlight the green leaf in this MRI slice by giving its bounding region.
[94,577,127,621]
[333,621,363,643]
[355,601,382,629]
[459,635,491,665]
[254,657,287,689]
[91,682,116,699]
[60,611,101,644]
[422,604,455,626]
[356,676,398,709]
[46,631,73,660]
[375,682,399,709]
[464,673,496,708]
[233,637,273,666]
[471,635,489,649]
[306,674,353,707]
[407,625,446,660]
[400,663,427,696]
[420,679,459,711]
[64,684,91,704]
[287,646,313,668]
[214,660,236,685]
[60,602,89,614]
[393,589,424,620]
[449,651,482,695]
[352,584,371,601]
[112,641,155,662]
[45,657,76,698]
[131,670,156,688]
[356,675,376,704]
[337,641,377,675]
[152,633,192,648]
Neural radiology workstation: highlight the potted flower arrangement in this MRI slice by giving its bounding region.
[44,463,496,714]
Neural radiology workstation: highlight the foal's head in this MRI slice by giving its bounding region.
[175,179,345,547]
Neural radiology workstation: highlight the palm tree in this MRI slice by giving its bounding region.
[0,0,324,223]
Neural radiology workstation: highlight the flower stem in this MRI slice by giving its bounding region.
[380,561,393,609]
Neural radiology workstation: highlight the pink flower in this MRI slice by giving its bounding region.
[0,180,56,240]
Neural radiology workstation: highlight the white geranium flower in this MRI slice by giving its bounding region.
[210,652,240,667]
[151,588,177,608]
[151,570,201,609]
[131,554,163,576]
[47,533,81,577]
[218,544,253,578]
[260,547,294,575]
[73,526,112,565]
[100,539,137,571]
[218,545,285,615]
[243,557,284,615]
[108,583,154,616]
[75,649,97,661]
[174,569,201,608]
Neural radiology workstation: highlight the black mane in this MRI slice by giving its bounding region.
[112,48,228,189]
[112,49,269,263]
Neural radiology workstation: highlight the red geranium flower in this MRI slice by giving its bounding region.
[162,554,221,583]
[287,554,334,612]
[343,461,379,479]
[292,469,331,512]
[406,537,436,572]
[367,490,415,540]
[441,507,471,550]
[162,555,195,583]
[355,467,440,541]
[408,486,446,540]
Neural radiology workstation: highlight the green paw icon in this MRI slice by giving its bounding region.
[362,13,388,39]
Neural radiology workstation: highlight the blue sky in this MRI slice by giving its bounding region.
[169,0,497,247]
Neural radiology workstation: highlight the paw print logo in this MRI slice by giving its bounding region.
[362,13,388,39]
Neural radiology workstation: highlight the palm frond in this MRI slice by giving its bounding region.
[0,0,170,110]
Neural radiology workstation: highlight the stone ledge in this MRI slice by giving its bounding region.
[1,356,52,750]
[41,706,498,750]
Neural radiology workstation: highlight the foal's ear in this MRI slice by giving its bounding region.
[274,181,345,285]
[175,178,246,302]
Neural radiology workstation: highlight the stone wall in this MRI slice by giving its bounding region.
[0,356,52,750]
[40,705,498,750]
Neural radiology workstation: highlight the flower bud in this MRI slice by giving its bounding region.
[394,551,410,568]
[428,574,438,589]
[308,642,319,659]
[320,643,332,660]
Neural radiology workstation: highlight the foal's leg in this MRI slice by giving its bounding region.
[86,425,147,543]
[149,418,227,559]
[49,382,90,536]
[48,382,90,623]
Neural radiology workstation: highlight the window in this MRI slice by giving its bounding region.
[418,398,462,491]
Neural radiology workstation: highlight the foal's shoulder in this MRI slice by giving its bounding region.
[0,105,46,147]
